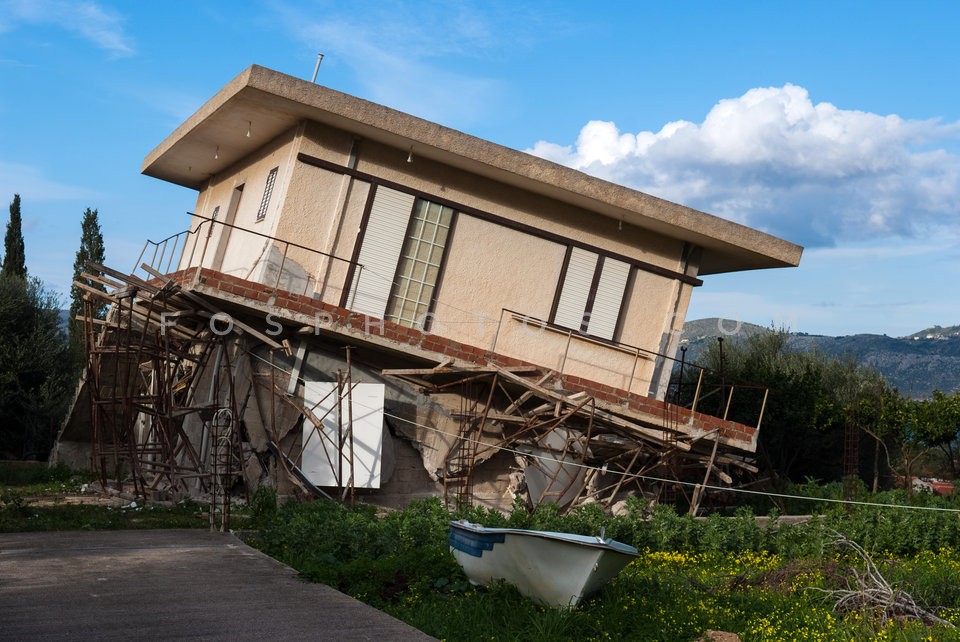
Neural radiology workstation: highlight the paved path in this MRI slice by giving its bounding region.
[0,529,436,641]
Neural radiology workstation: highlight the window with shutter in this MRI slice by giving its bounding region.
[347,188,455,328]
[552,248,631,341]
[587,257,630,340]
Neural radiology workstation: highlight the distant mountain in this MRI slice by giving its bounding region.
[905,324,960,340]
[680,318,960,398]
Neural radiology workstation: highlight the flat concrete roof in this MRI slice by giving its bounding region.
[143,65,802,276]
[0,529,435,641]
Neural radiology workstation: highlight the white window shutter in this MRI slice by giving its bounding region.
[349,187,415,317]
[587,258,630,341]
[553,247,598,331]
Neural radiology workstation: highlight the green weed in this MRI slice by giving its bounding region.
[248,496,960,641]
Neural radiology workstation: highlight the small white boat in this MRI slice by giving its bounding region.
[448,519,639,607]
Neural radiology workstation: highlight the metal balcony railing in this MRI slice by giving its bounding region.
[492,308,769,431]
[133,213,362,300]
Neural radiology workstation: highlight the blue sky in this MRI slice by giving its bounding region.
[1,1,959,337]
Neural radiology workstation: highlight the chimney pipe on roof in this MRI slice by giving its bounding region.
[311,53,324,83]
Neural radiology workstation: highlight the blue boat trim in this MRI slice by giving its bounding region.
[449,519,639,557]
[449,526,505,557]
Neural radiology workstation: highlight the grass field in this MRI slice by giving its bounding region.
[0,460,209,531]
[5,461,960,641]
[247,492,960,641]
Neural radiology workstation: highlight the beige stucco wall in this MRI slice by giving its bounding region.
[431,215,566,348]
[271,162,349,299]
[494,316,659,392]
[622,270,675,347]
[179,127,301,283]
[297,120,355,164]
[274,121,355,272]
[429,214,668,391]
[278,122,374,305]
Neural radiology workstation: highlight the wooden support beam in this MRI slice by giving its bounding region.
[689,430,722,516]
[678,451,758,474]
[88,260,160,294]
[382,365,538,376]
[386,373,438,391]
[183,295,286,351]
[72,280,117,303]
[123,303,199,341]
[80,271,125,290]
[604,449,642,507]
[433,372,498,391]
[495,368,691,451]
[450,411,527,425]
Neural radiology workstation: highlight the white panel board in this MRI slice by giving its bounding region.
[300,381,385,488]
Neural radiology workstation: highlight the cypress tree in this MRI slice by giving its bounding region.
[1,194,26,279]
[69,207,107,364]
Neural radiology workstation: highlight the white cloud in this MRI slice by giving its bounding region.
[0,0,134,57]
[0,161,100,203]
[528,84,960,247]
[272,0,538,126]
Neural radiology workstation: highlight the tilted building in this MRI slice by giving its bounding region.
[55,65,802,515]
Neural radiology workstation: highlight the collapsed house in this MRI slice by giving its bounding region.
[53,65,803,521]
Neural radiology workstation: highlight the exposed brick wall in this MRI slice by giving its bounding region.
[165,268,757,448]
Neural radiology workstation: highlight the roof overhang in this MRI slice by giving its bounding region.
[142,65,802,276]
